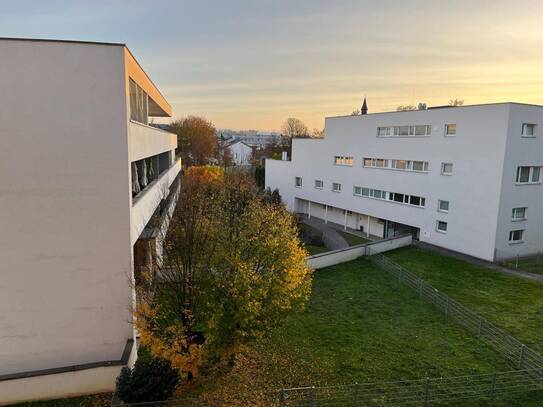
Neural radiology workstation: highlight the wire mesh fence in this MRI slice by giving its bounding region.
[277,369,543,406]
[494,248,543,274]
[367,248,543,373]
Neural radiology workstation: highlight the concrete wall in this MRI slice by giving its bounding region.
[128,121,177,162]
[307,235,412,269]
[0,365,121,405]
[0,40,133,376]
[495,104,543,257]
[266,104,541,261]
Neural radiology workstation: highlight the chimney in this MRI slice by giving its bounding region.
[361,97,368,115]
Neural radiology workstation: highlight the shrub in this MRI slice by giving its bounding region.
[116,356,179,403]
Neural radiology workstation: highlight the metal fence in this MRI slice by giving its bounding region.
[367,248,543,372]
[278,369,543,406]
[495,248,543,272]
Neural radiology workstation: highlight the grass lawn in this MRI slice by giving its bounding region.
[181,258,542,405]
[338,230,371,246]
[305,243,329,255]
[15,393,111,406]
[385,246,543,354]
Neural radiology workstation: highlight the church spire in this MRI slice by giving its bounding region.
[361,97,368,115]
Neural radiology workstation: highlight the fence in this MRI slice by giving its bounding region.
[278,369,543,406]
[495,248,543,273]
[367,248,543,373]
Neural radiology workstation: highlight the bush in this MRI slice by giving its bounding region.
[116,356,179,404]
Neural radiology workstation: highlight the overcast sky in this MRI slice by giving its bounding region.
[3,0,543,131]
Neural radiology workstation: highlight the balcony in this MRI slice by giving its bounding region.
[128,120,177,163]
[131,158,181,245]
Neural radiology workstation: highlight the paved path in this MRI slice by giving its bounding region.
[415,241,543,283]
[303,216,349,250]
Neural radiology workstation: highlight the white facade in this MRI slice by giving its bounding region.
[0,38,180,403]
[228,139,253,166]
[266,103,543,261]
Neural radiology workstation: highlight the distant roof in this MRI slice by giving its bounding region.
[226,139,252,148]
[326,102,543,120]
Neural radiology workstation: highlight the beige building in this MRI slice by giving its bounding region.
[0,38,180,404]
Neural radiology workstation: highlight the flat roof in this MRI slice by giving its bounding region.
[327,102,543,120]
[0,37,171,116]
[0,36,125,47]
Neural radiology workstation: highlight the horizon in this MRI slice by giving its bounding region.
[3,0,543,131]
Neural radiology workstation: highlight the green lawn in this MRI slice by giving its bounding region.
[183,257,542,405]
[305,244,329,255]
[385,246,543,354]
[338,230,371,246]
[15,393,111,406]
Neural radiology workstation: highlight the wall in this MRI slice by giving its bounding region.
[494,104,543,257]
[0,40,133,376]
[267,104,516,261]
[307,235,412,269]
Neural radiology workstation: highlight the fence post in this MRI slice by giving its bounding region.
[477,318,483,337]
[518,344,526,369]
[279,388,286,407]
[423,378,430,407]
[352,383,358,405]
[489,372,497,400]
[308,386,316,407]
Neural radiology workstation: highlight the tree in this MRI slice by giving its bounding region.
[351,110,360,116]
[216,138,234,168]
[396,105,417,111]
[311,128,325,138]
[133,167,312,380]
[170,116,217,167]
[281,118,310,138]
[448,99,464,106]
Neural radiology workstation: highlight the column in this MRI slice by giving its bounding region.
[324,205,328,224]
[367,215,371,238]
[308,201,311,219]
[344,210,347,230]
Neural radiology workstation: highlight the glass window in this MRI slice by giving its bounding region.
[410,195,421,206]
[438,200,449,212]
[522,123,536,136]
[517,166,530,183]
[436,221,448,233]
[361,187,370,196]
[363,158,372,167]
[509,229,524,242]
[375,159,385,167]
[393,193,404,203]
[415,125,427,136]
[512,207,526,220]
[295,177,302,187]
[412,161,425,172]
[445,124,457,136]
[315,179,323,189]
[129,78,149,124]
[441,163,453,175]
[353,186,362,195]
[532,167,541,182]
[395,160,407,170]
[377,127,390,136]
[399,126,409,136]
[332,182,342,192]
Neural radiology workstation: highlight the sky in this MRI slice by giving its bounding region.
[2,0,543,131]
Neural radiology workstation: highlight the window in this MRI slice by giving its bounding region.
[315,179,323,189]
[353,186,362,196]
[129,78,149,124]
[332,182,342,192]
[445,124,456,136]
[521,123,536,137]
[512,207,527,221]
[377,125,431,137]
[438,200,450,213]
[516,166,541,184]
[436,221,448,233]
[441,162,453,175]
[355,185,425,207]
[334,156,353,166]
[509,229,524,243]
[295,177,302,188]
[363,157,428,173]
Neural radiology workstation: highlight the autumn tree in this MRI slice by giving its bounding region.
[448,98,464,106]
[133,167,312,379]
[396,104,417,111]
[281,118,310,138]
[170,116,217,166]
[216,138,234,167]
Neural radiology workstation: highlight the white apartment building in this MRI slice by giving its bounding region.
[0,38,181,403]
[266,102,543,262]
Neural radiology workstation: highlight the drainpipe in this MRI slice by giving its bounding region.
[308,201,311,219]
[325,205,328,224]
